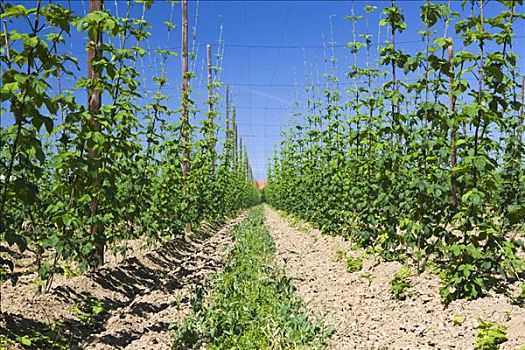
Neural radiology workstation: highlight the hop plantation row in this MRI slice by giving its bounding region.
[265,0,525,303]
[0,0,260,290]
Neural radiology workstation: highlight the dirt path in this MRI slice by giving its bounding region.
[1,214,245,349]
[264,206,525,350]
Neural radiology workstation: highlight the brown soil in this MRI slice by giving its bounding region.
[0,214,245,350]
[264,206,525,350]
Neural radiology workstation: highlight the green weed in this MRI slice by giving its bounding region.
[474,319,508,350]
[72,296,107,325]
[11,320,69,350]
[390,266,413,300]
[451,316,464,326]
[346,255,363,273]
[171,207,333,349]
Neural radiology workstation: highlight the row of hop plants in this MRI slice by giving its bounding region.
[0,0,260,291]
[264,0,525,303]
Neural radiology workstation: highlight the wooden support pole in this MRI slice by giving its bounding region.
[207,44,216,174]
[239,136,243,176]
[245,145,250,181]
[225,84,230,146]
[88,0,104,267]
[449,44,458,208]
[233,106,238,168]
[181,0,191,236]
[473,0,485,187]
[519,76,524,145]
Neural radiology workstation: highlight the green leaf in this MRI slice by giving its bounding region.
[1,5,28,19]
[16,336,32,346]
[434,37,453,48]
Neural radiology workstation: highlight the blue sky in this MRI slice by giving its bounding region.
[3,0,525,179]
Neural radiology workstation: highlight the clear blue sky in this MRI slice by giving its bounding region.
[3,0,525,179]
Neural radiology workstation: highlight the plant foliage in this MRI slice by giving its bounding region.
[0,1,260,290]
[265,0,525,303]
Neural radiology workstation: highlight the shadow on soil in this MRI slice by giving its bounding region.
[0,234,218,349]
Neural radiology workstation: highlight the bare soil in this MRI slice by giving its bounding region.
[264,206,525,350]
[0,214,245,350]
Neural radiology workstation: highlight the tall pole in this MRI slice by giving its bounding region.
[226,84,230,138]
[88,0,104,267]
[233,106,238,169]
[519,76,524,145]
[449,44,458,208]
[245,145,250,181]
[207,44,216,174]
[181,0,191,236]
[473,0,485,187]
[239,137,243,165]
[391,0,398,127]
[239,137,243,177]
[225,84,230,165]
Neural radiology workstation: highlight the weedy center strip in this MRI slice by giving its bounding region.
[171,206,333,349]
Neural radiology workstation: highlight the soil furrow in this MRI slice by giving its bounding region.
[264,206,525,350]
[1,215,245,349]
[81,229,233,350]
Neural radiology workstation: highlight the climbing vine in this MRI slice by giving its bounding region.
[265,0,525,303]
[0,0,259,289]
